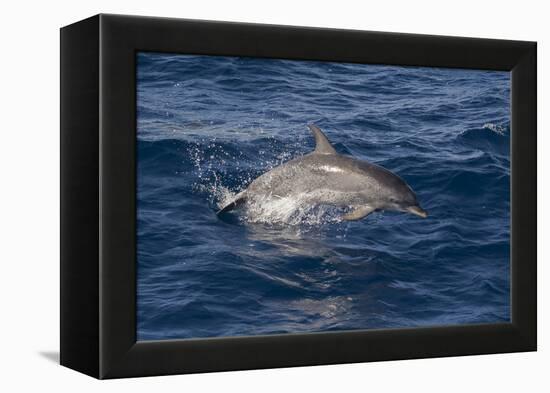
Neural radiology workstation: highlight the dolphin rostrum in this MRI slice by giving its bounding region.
[217,125,427,221]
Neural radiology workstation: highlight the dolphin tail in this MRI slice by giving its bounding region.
[216,192,247,215]
[308,124,337,155]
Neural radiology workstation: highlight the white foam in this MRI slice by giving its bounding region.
[482,123,507,135]
[240,192,345,226]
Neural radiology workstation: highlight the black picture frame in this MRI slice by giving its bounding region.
[60,14,536,379]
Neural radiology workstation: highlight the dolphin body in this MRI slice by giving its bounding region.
[217,125,427,221]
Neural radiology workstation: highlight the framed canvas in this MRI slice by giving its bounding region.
[60,14,536,379]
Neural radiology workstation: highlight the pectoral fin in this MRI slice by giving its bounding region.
[342,205,376,221]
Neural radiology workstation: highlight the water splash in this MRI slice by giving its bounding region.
[185,131,347,226]
[241,194,345,226]
[482,122,508,135]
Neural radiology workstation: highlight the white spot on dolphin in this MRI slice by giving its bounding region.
[316,165,345,173]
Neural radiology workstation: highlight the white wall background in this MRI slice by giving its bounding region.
[0,0,546,390]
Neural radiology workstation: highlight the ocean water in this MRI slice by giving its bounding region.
[136,52,510,341]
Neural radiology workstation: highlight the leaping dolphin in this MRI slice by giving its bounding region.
[217,125,427,221]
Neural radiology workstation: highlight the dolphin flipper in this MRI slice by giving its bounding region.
[308,124,337,155]
[217,193,247,215]
[342,205,376,221]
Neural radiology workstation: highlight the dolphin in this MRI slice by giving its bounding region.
[217,125,427,221]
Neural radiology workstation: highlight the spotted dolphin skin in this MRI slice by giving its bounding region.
[218,125,427,221]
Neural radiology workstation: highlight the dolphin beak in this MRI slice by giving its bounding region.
[407,205,428,218]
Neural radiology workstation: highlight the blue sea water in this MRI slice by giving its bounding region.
[136,52,510,341]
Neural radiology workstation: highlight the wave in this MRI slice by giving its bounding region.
[457,122,510,154]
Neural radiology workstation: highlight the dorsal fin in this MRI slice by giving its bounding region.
[308,124,337,154]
